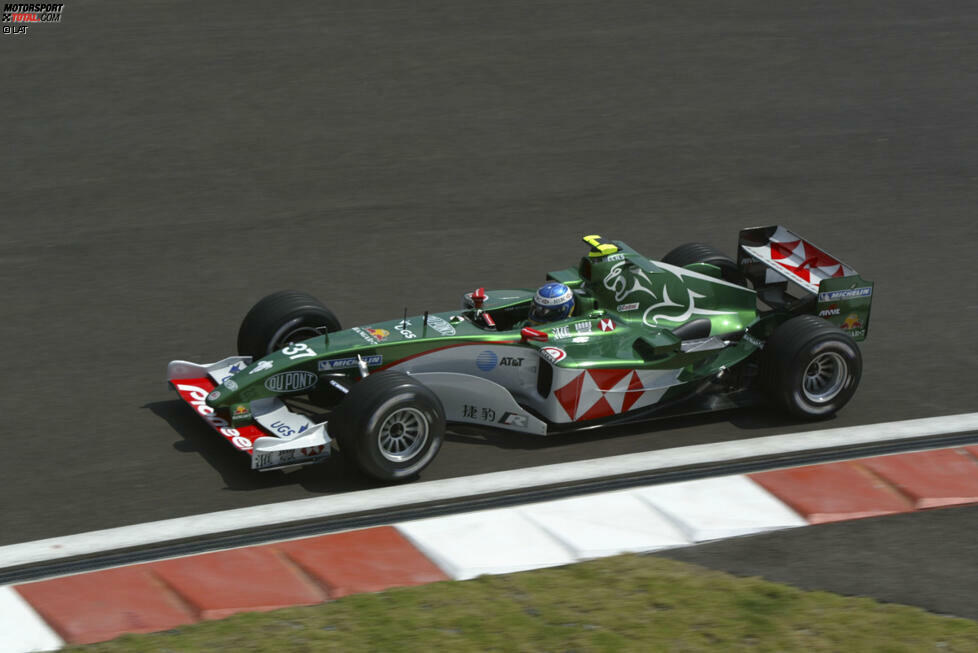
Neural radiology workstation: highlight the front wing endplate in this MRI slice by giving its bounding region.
[167,358,331,471]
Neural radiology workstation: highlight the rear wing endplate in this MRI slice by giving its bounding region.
[738,225,874,341]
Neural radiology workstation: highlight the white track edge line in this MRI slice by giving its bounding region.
[0,585,64,651]
[2,412,977,571]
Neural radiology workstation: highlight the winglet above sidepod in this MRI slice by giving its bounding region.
[582,234,620,258]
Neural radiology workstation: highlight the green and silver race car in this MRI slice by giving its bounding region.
[167,226,873,481]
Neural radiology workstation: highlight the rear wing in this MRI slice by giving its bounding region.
[738,225,873,341]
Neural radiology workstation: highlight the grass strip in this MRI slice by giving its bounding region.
[72,554,978,652]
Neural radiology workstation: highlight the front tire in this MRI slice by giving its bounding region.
[762,315,862,419]
[236,291,341,360]
[330,371,446,482]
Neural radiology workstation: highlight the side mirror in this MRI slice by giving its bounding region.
[521,327,548,343]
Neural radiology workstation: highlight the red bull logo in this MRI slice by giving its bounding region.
[841,313,867,338]
[232,403,252,423]
[366,328,390,341]
[842,313,862,330]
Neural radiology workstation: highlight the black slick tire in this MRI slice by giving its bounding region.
[237,291,341,360]
[661,242,747,286]
[762,315,862,419]
[330,371,445,482]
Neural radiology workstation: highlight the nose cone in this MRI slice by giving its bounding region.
[206,382,240,408]
[205,387,224,408]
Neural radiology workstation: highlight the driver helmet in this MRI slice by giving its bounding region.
[529,282,575,325]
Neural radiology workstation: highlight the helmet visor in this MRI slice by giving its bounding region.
[529,303,571,325]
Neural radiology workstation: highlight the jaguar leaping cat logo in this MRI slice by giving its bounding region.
[603,262,657,302]
[643,284,735,327]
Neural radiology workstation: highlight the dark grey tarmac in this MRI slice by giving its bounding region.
[1,0,977,619]
[661,504,978,621]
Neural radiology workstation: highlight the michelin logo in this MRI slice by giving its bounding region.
[318,355,383,371]
[818,287,872,302]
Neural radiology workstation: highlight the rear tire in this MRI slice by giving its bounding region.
[661,242,747,286]
[237,291,341,360]
[762,315,862,419]
[329,371,445,482]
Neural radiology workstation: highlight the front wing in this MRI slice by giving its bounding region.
[167,357,332,471]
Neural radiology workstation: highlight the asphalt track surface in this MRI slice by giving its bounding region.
[1,0,977,618]
[661,504,978,622]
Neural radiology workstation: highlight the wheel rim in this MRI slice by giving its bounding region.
[378,407,429,462]
[802,352,847,403]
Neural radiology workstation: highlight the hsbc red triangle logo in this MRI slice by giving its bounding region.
[599,318,616,332]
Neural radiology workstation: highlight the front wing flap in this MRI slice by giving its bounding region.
[167,358,331,471]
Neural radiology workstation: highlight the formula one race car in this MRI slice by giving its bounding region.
[167,226,873,481]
